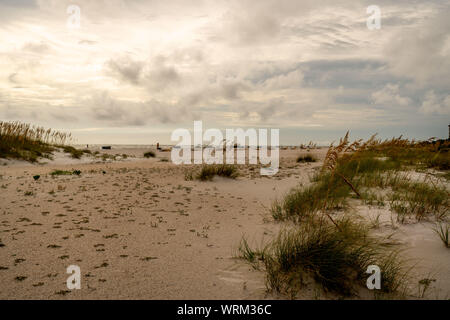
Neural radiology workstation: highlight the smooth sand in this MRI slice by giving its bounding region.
[0,148,448,299]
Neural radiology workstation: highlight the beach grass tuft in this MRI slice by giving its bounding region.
[433,223,449,248]
[238,216,407,298]
[196,164,239,181]
[0,121,97,162]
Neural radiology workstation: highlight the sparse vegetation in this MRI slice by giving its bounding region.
[426,153,450,170]
[50,169,81,176]
[1,120,448,300]
[296,154,317,163]
[271,175,349,222]
[255,132,449,298]
[389,179,448,221]
[238,216,407,298]
[196,164,239,181]
[57,145,91,159]
[274,133,449,223]
[0,120,94,162]
[144,151,156,158]
[0,121,71,162]
[184,164,239,181]
[237,238,266,267]
[101,153,115,161]
[433,223,449,248]
[50,170,72,176]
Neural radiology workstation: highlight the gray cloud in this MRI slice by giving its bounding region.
[106,55,181,91]
[22,41,50,54]
[89,91,199,126]
[8,73,19,83]
[385,9,450,87]
[223,12,281,45]
[1,0,449,142]
[106,57,144,85]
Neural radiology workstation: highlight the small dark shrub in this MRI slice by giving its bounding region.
[297,154,317,163]
[144,151,156,158]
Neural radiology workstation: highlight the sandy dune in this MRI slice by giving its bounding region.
[0,148,448,299]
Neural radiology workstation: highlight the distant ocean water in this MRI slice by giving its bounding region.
[72,144,286,149]
[72,144,171,149]
[72,144,323,149]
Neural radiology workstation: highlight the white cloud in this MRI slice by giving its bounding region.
[371,83,411,107]
[419,90,450,115]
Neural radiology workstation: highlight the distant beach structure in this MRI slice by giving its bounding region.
[102,146,111,150]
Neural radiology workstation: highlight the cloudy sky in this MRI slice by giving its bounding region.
[0,0,449,145]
